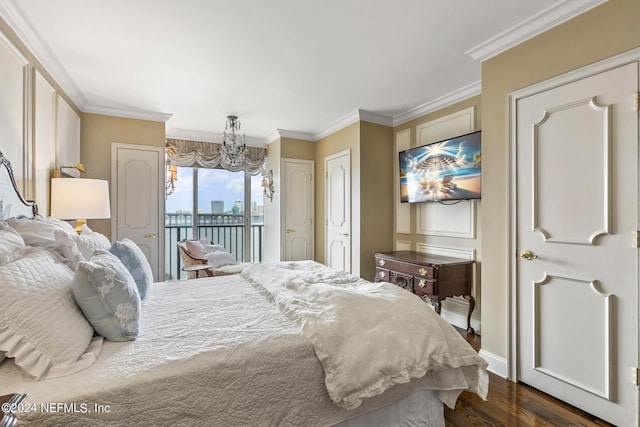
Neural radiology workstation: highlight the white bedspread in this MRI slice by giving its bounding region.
[242,261,489,410]
[0,265,488,426]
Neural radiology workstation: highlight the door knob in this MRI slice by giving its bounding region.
[144,233,157,239]
[286,228,295,234]
[339,233,349,237]
[520,250,537,260]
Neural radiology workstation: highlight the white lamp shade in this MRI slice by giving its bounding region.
[51,178,111,220]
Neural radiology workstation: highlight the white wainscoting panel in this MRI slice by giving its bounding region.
[416,106,475,146]
[394,240,411,251]
[395,128,411,234]
[33,71,56,215]
[56,94,80,177]
[0,32,28,193]
[417,200,476,238]
[415,107,476,238]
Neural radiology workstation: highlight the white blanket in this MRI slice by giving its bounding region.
[242,261,489,410]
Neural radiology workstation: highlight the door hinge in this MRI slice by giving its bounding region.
[634,231,640,248]
[634,367,640,386]
[634,92,640,112]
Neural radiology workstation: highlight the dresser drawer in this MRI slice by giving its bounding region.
[390,271,413,291]
[375,268,389,282]
[413,277,436,297]
[375,257,434,279]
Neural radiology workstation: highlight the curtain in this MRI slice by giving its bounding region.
[165,138,266,175]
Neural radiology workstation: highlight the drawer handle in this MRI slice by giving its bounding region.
[378,271,385,278]
[378,259,385,267]
[419,267,428,276]
[418,279,426,288]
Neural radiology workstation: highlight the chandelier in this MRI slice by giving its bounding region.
[220,115,247,169]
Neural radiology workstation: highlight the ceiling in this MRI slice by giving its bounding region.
[0,0,604,145]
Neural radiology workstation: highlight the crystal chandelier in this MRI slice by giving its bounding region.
[220,115,246,169]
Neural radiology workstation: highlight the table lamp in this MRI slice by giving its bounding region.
[50,178,111,233]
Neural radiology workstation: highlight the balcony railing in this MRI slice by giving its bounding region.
[165,219,264,280]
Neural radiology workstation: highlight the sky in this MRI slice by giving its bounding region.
[165,167,264,214]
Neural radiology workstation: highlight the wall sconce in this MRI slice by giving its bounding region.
[262,169,274,201]
[52,163,85,178]
[166,162,178,197]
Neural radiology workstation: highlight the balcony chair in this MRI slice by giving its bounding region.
[177,239,216,279]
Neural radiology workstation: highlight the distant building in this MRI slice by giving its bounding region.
[211,200,224,214]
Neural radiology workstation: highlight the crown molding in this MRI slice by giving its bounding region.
[393,81,481,127]
[84,105,172,123]
[314,109,393,141]
[465,0,607,62]
[272,129,315,142]
[0,0,87,109]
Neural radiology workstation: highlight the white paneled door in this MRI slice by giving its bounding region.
[282,158,314,261]
[515,60,638,426]
[325,150,351,273]
[112,144,165,281]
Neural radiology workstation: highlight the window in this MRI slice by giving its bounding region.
[165,166,264,280]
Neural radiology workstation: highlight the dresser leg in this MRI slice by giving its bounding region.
[432,301,442,315]
[465,295,476,335]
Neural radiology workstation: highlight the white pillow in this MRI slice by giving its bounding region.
[0,223,27,266]
[0,248,103,379]
[74,230,111,260]
[6,216,82,269]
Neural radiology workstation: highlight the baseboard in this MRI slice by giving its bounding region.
[440,306,481,335]
[478,349,508,378]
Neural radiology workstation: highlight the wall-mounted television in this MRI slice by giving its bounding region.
[399,130,481,203]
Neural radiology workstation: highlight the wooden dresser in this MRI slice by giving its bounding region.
[374,251,476,334]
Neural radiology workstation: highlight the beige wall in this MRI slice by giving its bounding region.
[314,123,360,266]
[80,113,165,238]
[392,96,482,329]
[359,121,394,280]
[313,121,394,281]
[480,0,640,361]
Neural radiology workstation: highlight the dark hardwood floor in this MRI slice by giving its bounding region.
[444,329,614,427]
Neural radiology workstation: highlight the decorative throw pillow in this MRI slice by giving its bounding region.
[0,248,102,379]
[185,240,205,259]
[74,230,111,260]
[0,223,26,266]
[73,249,141,341]
[109,238,153,299]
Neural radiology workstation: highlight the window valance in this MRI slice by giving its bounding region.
[165,138,266,175]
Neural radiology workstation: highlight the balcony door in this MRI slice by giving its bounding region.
[165,166,264,280]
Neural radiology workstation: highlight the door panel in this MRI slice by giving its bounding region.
[282,158,313,261]
[325,150,351,273]
[112,144,164,281]
[516,61,638,426]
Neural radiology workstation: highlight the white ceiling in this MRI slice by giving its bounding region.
[0,0,605,145]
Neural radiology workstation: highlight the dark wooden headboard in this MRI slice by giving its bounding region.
[0,150,38,220]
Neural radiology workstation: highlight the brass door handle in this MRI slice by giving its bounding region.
[339,233,349,237]
[144,233,157,239]
[520,250,538,260]
[286,228,295,234]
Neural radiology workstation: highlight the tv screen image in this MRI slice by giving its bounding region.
[399,130,481,203]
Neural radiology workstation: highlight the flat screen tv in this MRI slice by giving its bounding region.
[399,130,481,203]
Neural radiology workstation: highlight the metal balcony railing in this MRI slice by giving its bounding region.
[165,223,264,281]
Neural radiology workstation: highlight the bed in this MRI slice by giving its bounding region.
[0,150,488,426]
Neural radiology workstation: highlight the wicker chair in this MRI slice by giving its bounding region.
[177,239,215,279]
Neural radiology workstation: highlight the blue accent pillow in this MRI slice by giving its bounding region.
[109,238,153,299]
[73,249,141,341]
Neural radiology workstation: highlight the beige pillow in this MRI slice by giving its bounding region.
[185,240,205,259]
